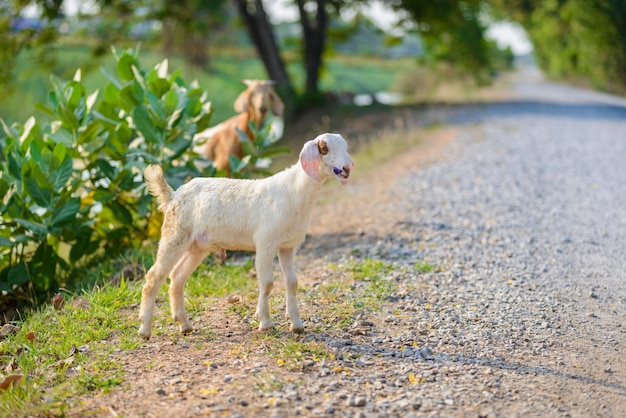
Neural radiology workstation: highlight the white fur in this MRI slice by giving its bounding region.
[138,133,353,340]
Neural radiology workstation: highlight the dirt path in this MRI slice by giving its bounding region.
[71,71,626,417]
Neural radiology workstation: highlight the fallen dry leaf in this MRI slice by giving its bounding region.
[26,331,36,342]
[51,293,65,310]
[4,358,16,373]
[0,374,23,391]
[227,294,244,304]
[0,324,20,340]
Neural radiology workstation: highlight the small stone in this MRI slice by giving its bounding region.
[419,347,434,359]
[156,388,166,396]
[348,395,367,407]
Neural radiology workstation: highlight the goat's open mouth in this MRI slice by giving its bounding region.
[333,167,350,184]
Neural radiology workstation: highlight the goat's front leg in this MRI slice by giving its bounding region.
[138,238,187,340]
[254,248,275,331]
[278,248,304,333]
[168,249,207,335]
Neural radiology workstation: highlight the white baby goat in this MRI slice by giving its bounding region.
[138,133,354,340]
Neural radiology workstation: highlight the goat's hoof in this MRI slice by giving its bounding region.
[258,322,275,333]
[179,321,193,335]
[290,324,305,334]
[138,329,151,341]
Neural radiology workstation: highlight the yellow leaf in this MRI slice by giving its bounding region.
[199,387,218,395]
[277,359,285,366]
[408,373,418,384]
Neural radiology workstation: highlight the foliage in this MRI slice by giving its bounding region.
[0,1,59,94]
[0,48,285,308]
[494,0,626,92]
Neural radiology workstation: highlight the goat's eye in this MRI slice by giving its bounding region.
[318,140,329,156]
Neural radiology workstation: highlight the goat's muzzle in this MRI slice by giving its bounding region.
[334,165,352,185]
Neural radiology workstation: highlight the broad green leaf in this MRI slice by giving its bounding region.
[149,78,171,99]
[65,81,85,109]
[110,199,133,225]
[50,197,80,227]
[92,110,119,126]
[14,218,48,238]
[53,140,66,164]
[120,85,140,112]
[117,53,137,81]
[77,120,101,145]
[93,189,114,203]
[7,153,21,180]
[0,236,14,247]
[164,137,192,162]
[96,158,117,180]
[7,262,30,285]
[146,90,164,119]
[115,121,132,145]
[51,157,74,190]
[25,178,53,209]
[132,105,160,144]
[163,89,179,115]
[103,83,120,104]
[187,97,202,117]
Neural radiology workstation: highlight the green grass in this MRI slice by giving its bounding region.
[0,254,399,415]
[0,44,417,126]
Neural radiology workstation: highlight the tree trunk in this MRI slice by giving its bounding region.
[235,0,296,117]
[296,0,327,97]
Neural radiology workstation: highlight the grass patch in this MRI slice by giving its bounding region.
[414,260,436,273]
[351,128,425,174]
[302,258,396,333]
[0,277,142,416]
[0,253,400,415]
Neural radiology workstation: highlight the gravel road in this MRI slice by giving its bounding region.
[75,69,626,417]
[304,67,626,416]
[370,73,626,417]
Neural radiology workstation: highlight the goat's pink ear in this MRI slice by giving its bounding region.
[299,140,321,182]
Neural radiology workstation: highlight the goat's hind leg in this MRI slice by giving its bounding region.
[278,248,304,333]
[168,249,208,334]
[138,237,188,340]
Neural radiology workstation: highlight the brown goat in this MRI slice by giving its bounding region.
[200,80,284,173]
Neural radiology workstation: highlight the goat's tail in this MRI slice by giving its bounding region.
[144,165,173,212]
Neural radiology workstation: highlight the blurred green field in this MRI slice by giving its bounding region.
[0,44,417,126]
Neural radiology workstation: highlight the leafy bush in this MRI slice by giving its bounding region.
[0,48,287,307]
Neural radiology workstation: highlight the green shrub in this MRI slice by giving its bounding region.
[0,48,287,307]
